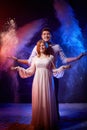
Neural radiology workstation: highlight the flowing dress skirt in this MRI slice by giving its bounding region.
[31,68,59,130]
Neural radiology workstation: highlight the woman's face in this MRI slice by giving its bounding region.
[41,31,51,42]
[39,42,46,53]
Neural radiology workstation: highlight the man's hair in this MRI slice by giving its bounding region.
[41,27,52,34]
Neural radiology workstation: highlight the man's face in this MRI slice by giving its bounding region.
[41,31,51,42]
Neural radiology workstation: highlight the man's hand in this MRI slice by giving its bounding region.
[78,52,87,60]
[7,56,18,61]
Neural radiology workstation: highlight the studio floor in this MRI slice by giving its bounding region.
[0,103,87,130]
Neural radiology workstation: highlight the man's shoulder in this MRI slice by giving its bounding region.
[51,44,60,50]
[49,42,59,47]
[31,45,37,52]
[34,45,37,49]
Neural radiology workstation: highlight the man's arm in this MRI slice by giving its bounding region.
[16,58,28,65]
[65,52,87,63]
[8,45,37,66]
[8,56,29,65]
[27,45,37,65]
[57,45,67,63]
[58,45,87,63]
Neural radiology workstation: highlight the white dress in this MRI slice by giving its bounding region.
[16,55,64,130]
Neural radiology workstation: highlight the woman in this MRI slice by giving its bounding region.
[11,40,71,130]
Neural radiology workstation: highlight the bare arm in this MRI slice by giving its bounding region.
[8,56,29,65]
[16,58,28,65]
[17,45,37,65]
[58,45,87,64]
[65,52,87,63]
[8,45,37,66]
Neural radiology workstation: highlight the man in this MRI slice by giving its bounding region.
[10,27,86,119]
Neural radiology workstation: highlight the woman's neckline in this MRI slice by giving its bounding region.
[37,55,50,59]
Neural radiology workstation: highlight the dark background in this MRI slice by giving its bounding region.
[0,0,87,103]
[0,0,87,28]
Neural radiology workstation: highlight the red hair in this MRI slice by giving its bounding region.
[36,40,44,56]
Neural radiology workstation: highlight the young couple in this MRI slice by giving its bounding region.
[10,28,86,130]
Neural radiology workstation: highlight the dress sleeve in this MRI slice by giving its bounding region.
[50,55,64,78]
[27,45,37,65]
[52,66,64,78]
[16,58,36,78]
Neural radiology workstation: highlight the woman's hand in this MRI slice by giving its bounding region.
[62,64,71,70]
[10,66,19,71]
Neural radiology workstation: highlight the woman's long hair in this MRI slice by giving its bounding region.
[36,39,54,57]
[36,40,46,57]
